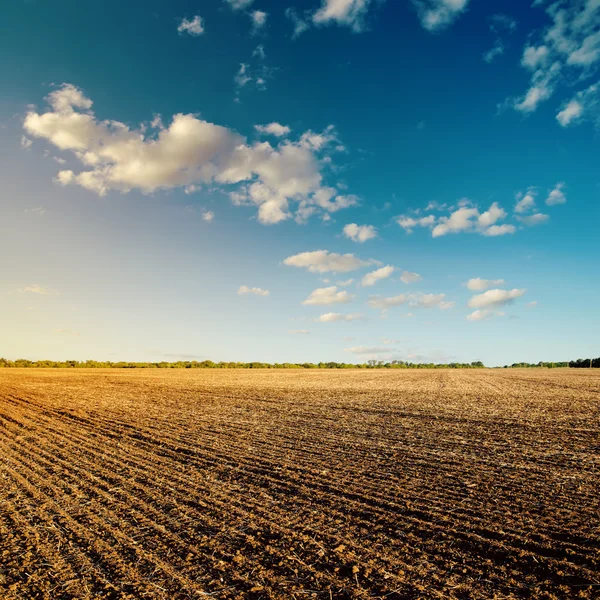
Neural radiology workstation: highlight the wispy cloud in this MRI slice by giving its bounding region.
[18,284,57,296]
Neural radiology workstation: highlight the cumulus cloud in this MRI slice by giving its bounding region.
[400,271,422,284]
[24,84,354,226]
[21,136,33,149]
[510,1,600,118]
[283,250,373,273]
[255,122,291,137]
[396,215,436,233]
[431,203,509,238]
[546,182,567,205]
[466,278,505,291]
[177,16,205,36]
[343,223,377,243]
[316,312,364,322]
[303,286,354,305]
[361,265,394,287]
[483,224,517,237]
[202,210,214,222]
[251,10,268,30]
[313,0,375,32]
[238,285,270,296]
[398,202,514,238]
[289,329,310,335]
[515,190,537,214]
[412,0,470,32]
[468,288,525,309]
[18,284,57,295]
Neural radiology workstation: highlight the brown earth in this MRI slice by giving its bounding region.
[0,368,598,599]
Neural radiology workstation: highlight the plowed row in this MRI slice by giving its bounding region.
[1,369,598,599]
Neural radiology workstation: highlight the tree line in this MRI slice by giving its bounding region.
[503,358,599,368]
[1,358,597,369]
[0,358,485,369]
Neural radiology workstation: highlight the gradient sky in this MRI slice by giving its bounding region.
[1,0,599,366]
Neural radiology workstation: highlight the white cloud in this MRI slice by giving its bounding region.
[238,285,270,296]
[556,83,598,126]
[413,0,470,32]
[344,346,392,355]
[367,294,408,310]
[303,286,354,306]
[522,45,550,70]
[515,190,536,213]
[313,0,375,32]
[468,288,525,309]
[528,301,538,308]
[252,45,266,59]
[361,265,394,287]
[483,14,517,63]
[289,329,310,335]
[483,224,517,237]
[54,169,75,186]
[400,271,422,284]
[202,210,214,222]
[316,312,364,322]
[251,10,268,30]
[177,16,205,36]
[546,182,567,205]
[24,206,46,216]
[466,278,505,291]
[477,202,506,227]
[285,8,310,38]
[396,214,436,233]
[336,278,354,287]
[255,122,291,137]
[24,84,353,226]
[556,99,584,125]
[466,309,504,322]
[343,223,377,243]
[283,250,373,273]
[516,213,549,226]
[399,202,515,238]
[409,293,454,309]
[225,0,254,10]
[18,284,57,296]
[511,2,600,117]
[21,135,33,149]
[431,203,510,238]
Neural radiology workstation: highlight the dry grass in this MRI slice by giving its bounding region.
[1,368,599,599]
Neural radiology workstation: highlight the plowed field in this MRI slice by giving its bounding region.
[1,369,598,599]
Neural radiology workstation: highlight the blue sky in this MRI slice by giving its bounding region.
[1,0,599,366]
